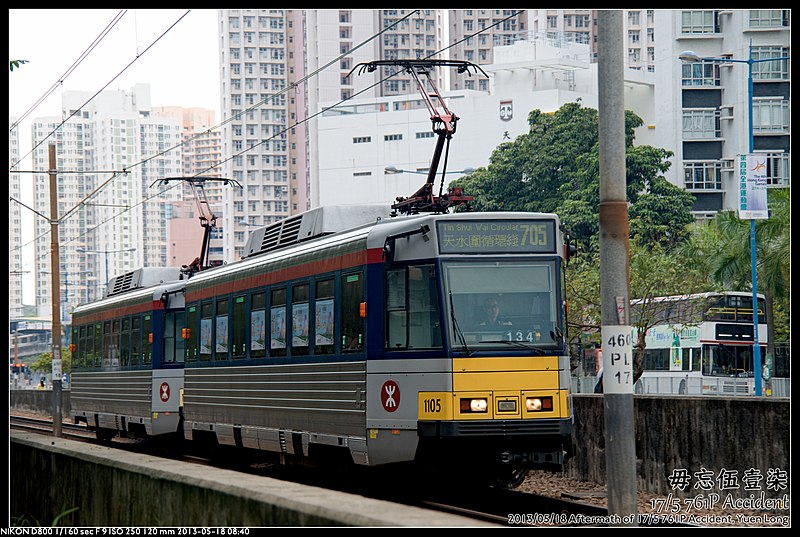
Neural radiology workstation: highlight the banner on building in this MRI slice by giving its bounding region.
[737,154,769,220]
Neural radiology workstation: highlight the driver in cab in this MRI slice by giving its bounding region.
[477,298,512,329]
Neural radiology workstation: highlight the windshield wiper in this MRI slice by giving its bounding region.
[449,291,472,356]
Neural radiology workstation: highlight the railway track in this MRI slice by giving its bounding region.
[9,413,685,527]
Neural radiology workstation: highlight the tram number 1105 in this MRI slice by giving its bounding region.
[423,398,442,413]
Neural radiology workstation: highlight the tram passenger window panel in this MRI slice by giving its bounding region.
[131,316,141,366]
[271,288,288,357]
[251,292,267,359]
[72,326,79,361]
[200,302,213,361]
[292,283,310,356]
[681,348,691,371]
[186,305,199,362]
[215,299,230,360]
[342,272,364,351]
[102,321,112,368]
[77,326,86,368]
[93,323,102,367]
[142,315,153,365]
[315,279,335,355]
[232,295,247,359]
[120,318,131,367]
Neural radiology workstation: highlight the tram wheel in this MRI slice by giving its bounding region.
[494,464,528,489]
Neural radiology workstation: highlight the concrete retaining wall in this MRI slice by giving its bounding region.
[568,395,790,500]
[10,432,489,527]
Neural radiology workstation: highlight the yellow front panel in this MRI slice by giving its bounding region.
[453,356,560,373]
[453,370,557,391]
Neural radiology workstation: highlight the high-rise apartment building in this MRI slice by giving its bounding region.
[449,9,527,91]
[219,9,450,260]
[152,106,225,264]
[654,9,790,218]
[218,10,301,260]
[31,84,183,317]
[9,120,24,318]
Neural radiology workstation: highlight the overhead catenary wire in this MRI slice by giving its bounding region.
[8,10,191,171]
[8,10,128,133]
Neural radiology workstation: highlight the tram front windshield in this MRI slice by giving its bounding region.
[442,261,560,350]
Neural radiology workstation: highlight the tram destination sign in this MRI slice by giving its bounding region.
[436,219,556,254]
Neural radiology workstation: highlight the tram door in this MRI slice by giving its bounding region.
[151,307,185,434]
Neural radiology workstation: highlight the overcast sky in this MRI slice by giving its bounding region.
[9,9,221,303]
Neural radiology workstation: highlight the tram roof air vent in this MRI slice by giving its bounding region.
[105,267,183,298]
[243,204,390,259]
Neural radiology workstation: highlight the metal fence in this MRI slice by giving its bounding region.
[571,375,790,397]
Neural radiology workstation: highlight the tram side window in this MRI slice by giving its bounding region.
[72,327,79,362]
[93,323,102,368]
[102,321,112,368]
[186,305,199,362]
[215,299,230,360]
[342,272,364,352]
[270,288,287,357]
[131,316,141,366]
[232,295,247,359]
[142,315,153,365]
[291,283,310,356]
[112,320,121,367]
[315,279,335,355]
[250,292,267,359]
[200,302,213,361]
[120,318,131,367]
[77,326,86,368]
[386,265,442,350]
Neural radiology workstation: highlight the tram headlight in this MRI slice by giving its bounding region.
[460,398,488,413]
[526,396,553,412]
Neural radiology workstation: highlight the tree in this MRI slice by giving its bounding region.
[566,241,710,382]
[676,188,791,358]
[29,348,72,375]
[453,102,694,256]
[9,59,29,71]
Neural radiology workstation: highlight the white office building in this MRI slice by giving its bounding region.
[653,9,790,218]
[316,36,656,207]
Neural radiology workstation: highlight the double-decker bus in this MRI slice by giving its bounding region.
[632,291,770,395]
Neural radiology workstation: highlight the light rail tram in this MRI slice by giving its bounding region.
[69,207,575,487]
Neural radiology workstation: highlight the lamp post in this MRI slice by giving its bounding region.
[679,43,790,396]
[76,247,135,299]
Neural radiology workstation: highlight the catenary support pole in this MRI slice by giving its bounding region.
[597,10,637,524]
[48,143,63,438]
